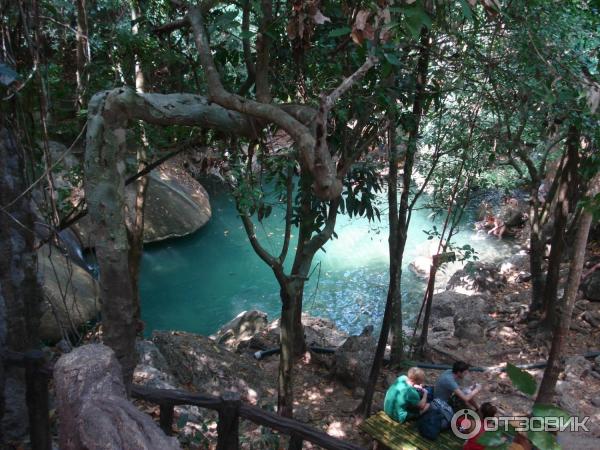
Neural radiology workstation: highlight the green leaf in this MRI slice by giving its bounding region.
[459,0,474,21]
[329,27,351,37]
[527,430,562,450]
[506,363,537,396]
[477,430,507,446]
[384,52,402,66]
[402,5,432,38]
[532,404,571,421]
[41,0,59,17]
[239,30,255,39]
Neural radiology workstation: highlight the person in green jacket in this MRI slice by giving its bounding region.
[384,367,430,423]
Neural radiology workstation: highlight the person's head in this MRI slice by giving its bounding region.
[479,402,497,419]
[452,361,470,379]
[407,367,425,386]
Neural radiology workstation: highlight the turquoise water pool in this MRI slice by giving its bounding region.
[140,179,511,336]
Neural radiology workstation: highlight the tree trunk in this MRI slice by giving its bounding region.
[277,284,298,418]
[536,174,598,404]
[360,26,431,416]
[358,270,397,417]
[75,0,90,111]
[85,93,138,389]
[416,258,439,355]
[0,126,43,441]
[541,126,579,328]
[128,0,149,328]
[529,188,546,312]
[358,118,400,416]
[390,27,431,362]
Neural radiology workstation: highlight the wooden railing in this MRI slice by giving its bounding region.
[2,351,366,450]
[131,385,366,450]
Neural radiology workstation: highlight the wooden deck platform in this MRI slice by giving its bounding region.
[360,411,464,450]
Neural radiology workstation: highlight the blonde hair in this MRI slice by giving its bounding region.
[407,367,425,384]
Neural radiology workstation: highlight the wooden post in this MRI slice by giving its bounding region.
[217,391,240,450]
[159,403,174,434]
[24,350,51,450]
[288,434,303,450]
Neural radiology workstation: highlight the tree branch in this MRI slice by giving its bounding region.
[153,18,189,35]
[187,5,377,200]
[278,165,293,264]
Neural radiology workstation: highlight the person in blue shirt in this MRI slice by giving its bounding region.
[434,361,481,411]
[384,367,430,423]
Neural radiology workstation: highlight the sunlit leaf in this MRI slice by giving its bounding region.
[384,53,402,66]
[329,27,351,38]
[506,363,537,396]
[527,430,561,450]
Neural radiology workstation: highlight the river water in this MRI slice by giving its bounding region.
[140,179,514,337]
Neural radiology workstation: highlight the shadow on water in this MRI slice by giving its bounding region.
[140,179,515,337]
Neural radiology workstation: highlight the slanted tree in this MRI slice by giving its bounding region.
[536,168,600,404]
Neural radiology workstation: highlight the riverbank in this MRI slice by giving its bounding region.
[126,242,600,449]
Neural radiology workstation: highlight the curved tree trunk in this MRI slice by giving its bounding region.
[83,87,299,386]
[85,92,137,389]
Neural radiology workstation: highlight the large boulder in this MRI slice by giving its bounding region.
[581,271,600,302]
[54,344,180,450]
[446,262,506,295]
[499,253,531,283]
[152,331,270,404]
[243,313,349,351]
[74,159,211,247]
[38,244,100,342]
[134,340,178,390]
[303,315,349,348]
[331,327,376,389]
[429,291,493,341]
[129,163,211,243]
[211,310,268,350]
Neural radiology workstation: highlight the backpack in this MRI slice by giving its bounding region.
[417,408,445,441]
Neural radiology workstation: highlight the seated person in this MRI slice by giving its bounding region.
[463,402,497,450]
[487,215,506,239]
[384,367,430,423]
[434,361,481,411]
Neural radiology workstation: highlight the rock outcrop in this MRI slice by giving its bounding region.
[446,262,506,295]
[331,326,376,389]
[153,331,271,404]
[581,271,600,302]
[54,344,180,450]
[430,290,494,341]
[499,253,531,283]
[74,158,211,247]
[129,163,211,243]
[211,310,268,350]
[38,244,100,342]
[242,313,349,352]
